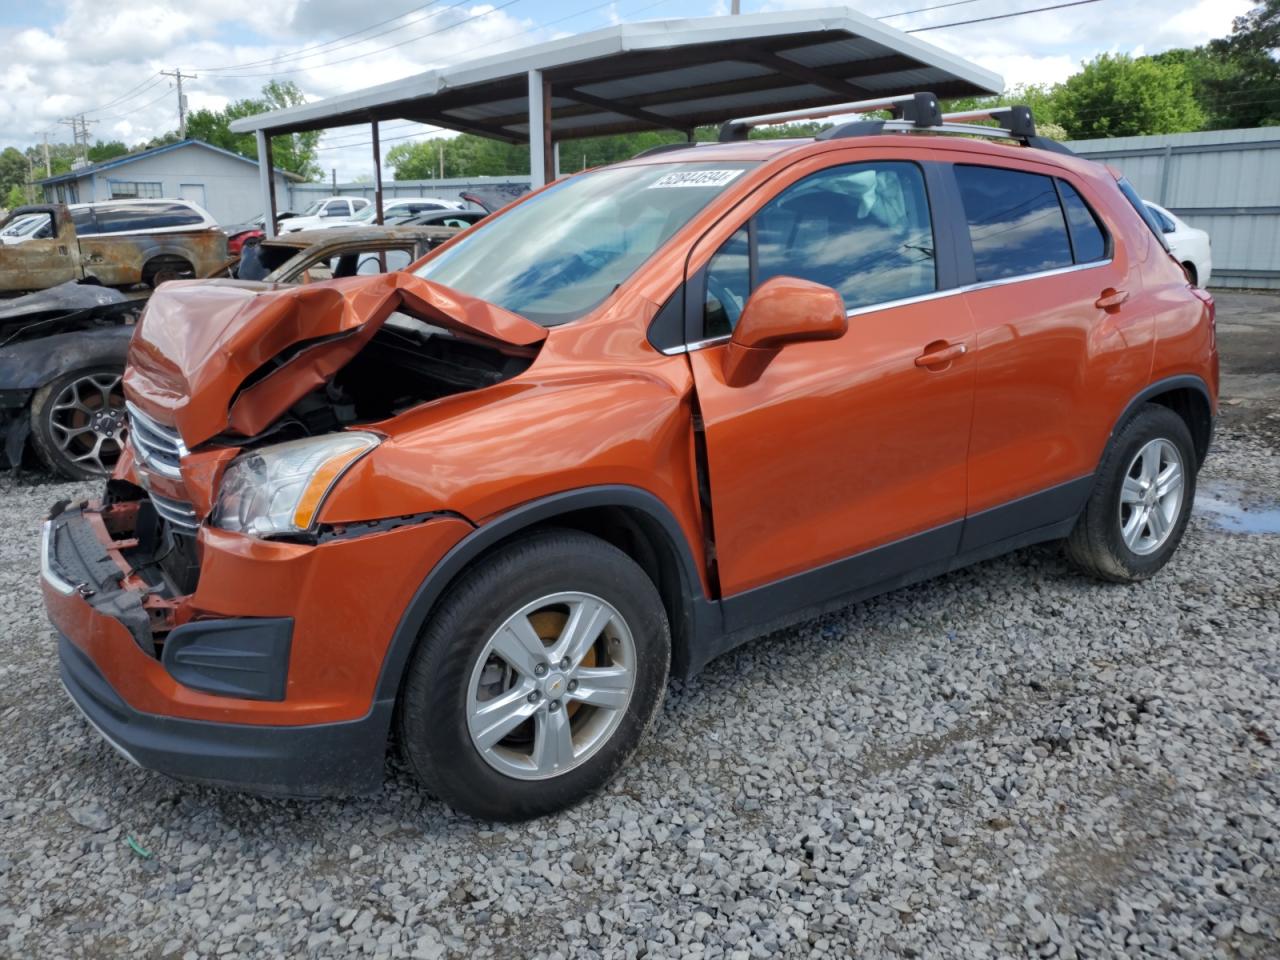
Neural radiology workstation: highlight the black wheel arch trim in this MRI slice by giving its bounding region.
[372,484,719,703]
[1105,373,1214,465]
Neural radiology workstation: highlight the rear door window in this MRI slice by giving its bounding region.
[955,165,1073,282]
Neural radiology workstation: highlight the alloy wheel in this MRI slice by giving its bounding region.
[465,592,636,781]
[1118,437,1184,556]
[48,372,127,476]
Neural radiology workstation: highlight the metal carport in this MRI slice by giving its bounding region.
[228,6,1003,235]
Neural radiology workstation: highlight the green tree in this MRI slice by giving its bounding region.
[5,183,26,211]
[0,147,29,200]
[86,140,129,163]
[1052,53,1204,138]
[185,80,322,179]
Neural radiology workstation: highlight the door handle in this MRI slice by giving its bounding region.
[1095,288,1129,310]
[914,342,966,368]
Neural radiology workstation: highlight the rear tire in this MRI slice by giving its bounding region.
[1065,403,1196,583]
[397,529,670,821]
[142,256,194,288]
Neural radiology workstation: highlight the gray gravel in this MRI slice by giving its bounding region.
[1,428,1278,959]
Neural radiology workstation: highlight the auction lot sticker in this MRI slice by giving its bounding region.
[648,169,745,188]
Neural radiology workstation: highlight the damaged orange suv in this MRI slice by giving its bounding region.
[42,96,1217,820]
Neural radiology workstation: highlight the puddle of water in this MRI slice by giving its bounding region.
[1194,482,1280,534]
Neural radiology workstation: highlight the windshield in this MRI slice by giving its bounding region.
[301,200,326,216]
[414,161,756,326]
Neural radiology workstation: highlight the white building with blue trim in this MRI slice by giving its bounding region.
[36,139,301,226]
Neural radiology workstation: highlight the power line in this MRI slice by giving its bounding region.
[208,0,522,79]
[906,0,1107,33]
[80,72,165,116]
[879,0,987,19]
[197,0,471,74]
[193,1,448,72]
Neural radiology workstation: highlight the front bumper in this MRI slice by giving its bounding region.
[59,634,392,796]
[42,497,474,795]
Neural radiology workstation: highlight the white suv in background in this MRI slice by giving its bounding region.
[309,197,466,230]
[278,196,371,233]
[1145,201,1212,288]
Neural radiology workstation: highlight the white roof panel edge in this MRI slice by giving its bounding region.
[229,6,1002,135]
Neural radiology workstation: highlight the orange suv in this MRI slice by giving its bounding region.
[42,95,1217,820]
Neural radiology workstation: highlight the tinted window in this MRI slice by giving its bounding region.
[704,227,750,338]
[756,162,934,310]
[1058,181,1108,263]
[322,201,347,217]
[701,161,935,336]
[93,202,203,232]
[1116,177,1170,251]
[71,208,99,235]
[956,165,1072,281]
[1146,203,1176,234]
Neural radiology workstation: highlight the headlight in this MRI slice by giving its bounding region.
[212,432,379,538]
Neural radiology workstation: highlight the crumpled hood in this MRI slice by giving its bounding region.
[123,273,546,448]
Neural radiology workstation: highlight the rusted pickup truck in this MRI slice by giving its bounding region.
[0,203,227,294]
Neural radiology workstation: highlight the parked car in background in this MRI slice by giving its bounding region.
[68,198,220,237]
[42,96,1217,820]
[1145,202,1212,288]
[0,203,227,293]
[1,214,50,244]
[235,224,459,283]
[278,196,371,233]
[393,209,487,229]
[310,197,466,231]
[221,210,300,255]
[0,282,140,478]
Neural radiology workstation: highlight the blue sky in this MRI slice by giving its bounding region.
[0,0,1252,179]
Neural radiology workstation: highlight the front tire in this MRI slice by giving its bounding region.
[397,529,670,821]
[1065,403,1196,582]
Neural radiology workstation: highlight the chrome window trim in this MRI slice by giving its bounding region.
[663,258,1112,355]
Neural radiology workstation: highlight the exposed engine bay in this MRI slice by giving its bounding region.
[221,310,539,447]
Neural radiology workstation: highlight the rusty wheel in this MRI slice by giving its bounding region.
[30,367,128,479]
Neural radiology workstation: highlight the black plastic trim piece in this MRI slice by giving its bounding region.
[162,618,294,701]
[1106,374,1214,465]
[646,287,686,354]
[959,475,1093,554]
[892,92,943,128]
[632,141,701,159]
[816,120,886,141]
[60,636,389,797]
[721,521,963,636]
[373,485,719,697]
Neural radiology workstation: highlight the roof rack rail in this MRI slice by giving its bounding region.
[718,92,940,142]
[719,89,1076,156]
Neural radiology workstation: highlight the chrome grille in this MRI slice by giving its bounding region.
[148,490,199,532]
[126,401,187,479]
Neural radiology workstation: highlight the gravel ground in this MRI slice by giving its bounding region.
[2,345,1278,959]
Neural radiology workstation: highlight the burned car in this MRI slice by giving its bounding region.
[235,225,456,283]
[0,203,227,294]
[0,283,140,478]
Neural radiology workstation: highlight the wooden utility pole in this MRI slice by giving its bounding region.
[161,69,196,139]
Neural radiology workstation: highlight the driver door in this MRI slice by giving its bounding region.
[685,153,975,614]
[0,210,80,292]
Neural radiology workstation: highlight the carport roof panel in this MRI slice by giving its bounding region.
[227,7,1003,141]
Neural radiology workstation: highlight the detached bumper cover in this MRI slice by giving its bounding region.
[60,635,392,797]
